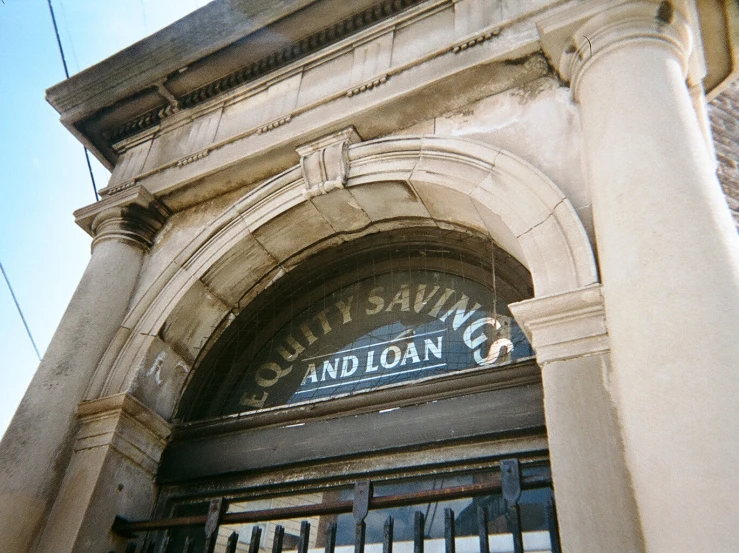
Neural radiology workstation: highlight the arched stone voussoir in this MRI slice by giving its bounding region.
[493,150,567,213]
[348,135,598,295]
[98,134,597,415]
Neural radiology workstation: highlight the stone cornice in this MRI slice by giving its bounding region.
[76,393,171,476]
[103,0,425,146]
[47,0,428,169]
[538,0,693,100]
[98,14,554,206]
[74,185,170,251]
[509,284,609,364]
[46,1,316,115]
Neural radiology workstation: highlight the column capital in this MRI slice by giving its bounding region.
[509,284,609,364]
[76,393,171,476]
[538,1,692,100]
[74,185,170,251]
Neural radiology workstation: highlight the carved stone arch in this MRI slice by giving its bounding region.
[347,136,597,294]
[88,135,597,419]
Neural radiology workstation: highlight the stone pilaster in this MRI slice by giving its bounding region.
[511,285,645,553]
[542,2,739,551]
[0,185,168,553]
[35,394,171,553]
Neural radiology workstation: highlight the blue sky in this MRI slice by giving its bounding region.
[0,0,211,439]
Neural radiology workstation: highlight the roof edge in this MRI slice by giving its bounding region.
[45,0,317,118]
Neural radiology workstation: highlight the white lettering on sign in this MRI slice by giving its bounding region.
[322,359,338,381]
[341,355,359,377]
[401,342,420,365]
[366,351,379,372]
[424,337,442,361]
[239,278,517,409]
[380,345,402,369]
[336,296,354,324]
[254,362,293,387]
[296,335,447,395]
[463,317,514,365]
[297,334,445,387]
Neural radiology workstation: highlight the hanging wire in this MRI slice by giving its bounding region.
[491,241,498,322]
[46,0,99,201]
[139,0,149,34]
[0,261,41,361]
[58,0,81,73]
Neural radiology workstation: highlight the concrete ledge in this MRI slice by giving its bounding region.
[510,284,609,364]
[77,393,171,475]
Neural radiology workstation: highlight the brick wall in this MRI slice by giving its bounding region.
[708,79,739,228]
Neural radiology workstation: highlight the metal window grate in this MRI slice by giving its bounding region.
[112,460,560,553]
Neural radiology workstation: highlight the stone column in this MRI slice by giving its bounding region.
[0,186,168,553]
[511,285,645,553]
[35,394,170,553]
[549,2,739,551]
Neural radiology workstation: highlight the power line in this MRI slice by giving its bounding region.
[140,0,149,33]
[58,0,81,73]
[46,0,99,202]
[0,262,41,362]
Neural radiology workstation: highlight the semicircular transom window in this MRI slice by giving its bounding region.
[234,269,532,411]
[179,233,534,421]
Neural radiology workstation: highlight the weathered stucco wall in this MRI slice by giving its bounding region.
[395,76,591,237]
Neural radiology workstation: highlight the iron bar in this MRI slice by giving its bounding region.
[225,532,239,553]
[382,516,393,553]
[158,532,171,553]
[353,481,372,522]
[413,511,424,553]
[354,520,366,553]
[354,481,371,553]
[248,525,262,553]
[505,506,523,553]
[114,474,551,534]
[114,460,562,553]
[298,520,311,553]
[500,460,521,506]
[443,508,455,553]
[476,506,489,553]
[203,498,225,553]
[501,460,523,553]
[324,522,337,553]
[272,525,285,553]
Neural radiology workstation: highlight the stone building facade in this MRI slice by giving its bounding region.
[1,1,738,552]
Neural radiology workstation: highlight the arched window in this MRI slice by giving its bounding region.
[178,230,533,422]
[129,230,559,552]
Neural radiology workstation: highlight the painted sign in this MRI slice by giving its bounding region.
[223,270,532,413]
